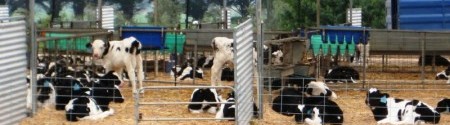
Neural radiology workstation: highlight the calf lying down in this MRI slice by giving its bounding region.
[366,88,440,124]
[295,97,344,125]
[435,66,450,84]
[65,71,124,121]
[170,65,204,81]
[215,91,258,120]
[187,88,220,114]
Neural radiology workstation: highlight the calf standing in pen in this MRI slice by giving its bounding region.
[86,36,144,94]
[210,37,262,87]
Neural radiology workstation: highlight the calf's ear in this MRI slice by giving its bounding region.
[86,43,92,48]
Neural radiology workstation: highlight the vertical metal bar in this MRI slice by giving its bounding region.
[362,28,366,88]
[349,0,353,25]
[432,52,436,72]
[382,55,385,72]
[421,32,425,86]
[316,0,320,27]
[193,32,198,85]
[185,0,190,28]
[134,92,140,125]
[256,0,263,120]
[97,0,103,28]
[29,0,37,117]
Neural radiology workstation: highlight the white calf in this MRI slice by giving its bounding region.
[86,36,144,94]
[210,37,260,86]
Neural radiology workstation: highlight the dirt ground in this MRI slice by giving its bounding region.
[20,68,450,125]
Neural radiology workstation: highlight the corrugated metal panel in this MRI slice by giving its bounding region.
[0,19,28,125]
[102,6,114,30]
[347,8,362,27]
[97,6,114,30]
[398,0,450,30]
[0,6,9,19]
[233,19,253,125]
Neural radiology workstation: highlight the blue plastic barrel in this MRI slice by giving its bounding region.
[121,26,166,50]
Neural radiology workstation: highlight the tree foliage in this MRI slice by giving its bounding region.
[154,0,182,27]
[265,0,386,30]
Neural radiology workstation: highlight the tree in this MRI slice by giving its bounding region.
[228,0,252,18]
[107,0,137,20]
[154,0,182,27]
[354,0,385,28]
[187,0,208,20]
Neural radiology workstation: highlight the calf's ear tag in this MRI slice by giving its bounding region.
[380,96,387,104]
[44,81,50,87]
[73,84,81,91]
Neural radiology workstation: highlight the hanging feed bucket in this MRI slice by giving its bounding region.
[310,35,323,56]
[330,34,339,56]
[339,36,347,56]
[322,36,330,56]
[347,36,356,56]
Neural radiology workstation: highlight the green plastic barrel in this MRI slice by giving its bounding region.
[322,36,330,56]
[339,36,347,56]
[45,33,91,53]
[310,35,322,56]
[347,36,356,56]
[164,33,186,54]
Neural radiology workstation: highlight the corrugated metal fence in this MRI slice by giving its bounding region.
[0,6,9,21]
[0,17,28,125]
[101,6,114,30]
[233,19,254,125]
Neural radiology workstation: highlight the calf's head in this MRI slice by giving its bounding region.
[436,98,450,113]
[86,39,109,60]
[365,88,389,108]
[304,81,337,100]
[435,67,450,80]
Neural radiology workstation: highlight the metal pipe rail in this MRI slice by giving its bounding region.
[141,118,234,121]
[134,86,235,125]
[0,16,24,21]
[36,32,112,42]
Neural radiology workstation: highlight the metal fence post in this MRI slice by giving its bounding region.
[233,19,254,125]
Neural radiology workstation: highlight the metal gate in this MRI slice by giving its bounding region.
[233,19,254,125]
[0,17,28,125]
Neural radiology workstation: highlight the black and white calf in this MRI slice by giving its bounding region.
[54,75,91,110]
[436,98,450,113]
[86,36,144,94]
[435,66,450,84]
[272,81,337,116]
[366,88,440,124]
[197,55,214,68]
[286,74,316,92]
[65,71,124,121]
[272,88,304,116]
[295,97,344,124]
[418,55,450,66]
[220,67,234,81]
[188,88,220,114]
[324,66,359,83]
[26,77,56,110]
[170,63,204,81]
[304,81,337,100]
[215,91,258,120]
